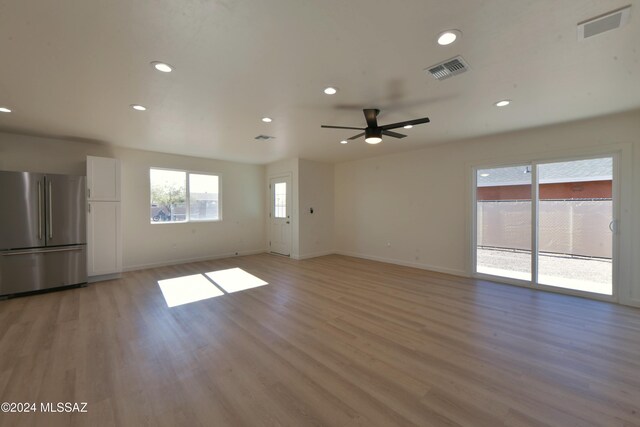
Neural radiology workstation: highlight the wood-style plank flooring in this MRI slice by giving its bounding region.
[1,254,639,426]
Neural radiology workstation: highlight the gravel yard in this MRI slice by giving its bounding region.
[477,247,612,295]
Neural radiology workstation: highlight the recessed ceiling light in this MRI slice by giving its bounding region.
[324,87,338,95]
[437,30,461,46]
[261,117,272,123]
[131,104,147,111]
[0,107,11,113]
[151,61,173,73]
[495,100,511,107]
[403,125,413,129]
[340,140,348,144]
[480,173,490,177]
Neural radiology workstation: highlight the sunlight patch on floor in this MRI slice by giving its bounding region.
[158,274,224,307]
[205,267,268,293]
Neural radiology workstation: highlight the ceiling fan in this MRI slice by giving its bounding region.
[321,109,430,144]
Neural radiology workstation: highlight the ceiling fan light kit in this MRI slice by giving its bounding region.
[365,128,383,144]
[321,108,430,145]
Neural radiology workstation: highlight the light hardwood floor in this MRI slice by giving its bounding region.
[1,254,639,426]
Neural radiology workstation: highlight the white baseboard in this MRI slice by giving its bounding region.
[334,250,468,278]
[620,297,640,308]
[123,249,267,272]
[88,272,122,283]
[294,250,335,260]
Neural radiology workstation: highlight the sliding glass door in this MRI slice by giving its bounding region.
[475,156,615,298]
[537,158,613,295]
[476,165,532,281]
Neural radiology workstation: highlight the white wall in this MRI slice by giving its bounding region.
[0,132,266,270]
[335,109,640,307]
[298,159,334,259]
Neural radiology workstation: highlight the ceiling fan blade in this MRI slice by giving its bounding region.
[382,130,407,139]
[348,132,365,140]
[321,125,366,130]
[363,109,380,128]
[379,117,430,130]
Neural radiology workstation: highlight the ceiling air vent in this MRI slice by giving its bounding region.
[254,134,275,141]
[578,5,631,40]
[425,56,470,81]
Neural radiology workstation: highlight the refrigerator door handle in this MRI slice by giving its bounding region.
[38,180,43,240]
[48,179,53,239]
[2,246,85,256]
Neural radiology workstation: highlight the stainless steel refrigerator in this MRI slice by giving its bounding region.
[0,171,87,297]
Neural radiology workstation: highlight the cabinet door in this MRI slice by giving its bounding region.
[87,156,120,201]
[87,201,122,276]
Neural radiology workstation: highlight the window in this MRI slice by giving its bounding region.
[189,173,219,221]
[150,168,220,223]
[273,182,287,218]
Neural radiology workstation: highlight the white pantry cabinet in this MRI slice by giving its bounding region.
[87,201,122,276]
[87,156,122,280]
[87,156,120,201]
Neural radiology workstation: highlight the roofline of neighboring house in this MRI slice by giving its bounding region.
[477,176,611,187]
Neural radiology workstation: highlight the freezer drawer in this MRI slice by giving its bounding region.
[0,246,87,296]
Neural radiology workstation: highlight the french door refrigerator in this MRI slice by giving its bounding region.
[0,171,87,297]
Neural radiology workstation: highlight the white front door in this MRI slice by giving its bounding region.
[270,176,291,256]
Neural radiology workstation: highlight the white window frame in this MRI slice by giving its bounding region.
[150,167,222,224]
[469,144,632,304]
